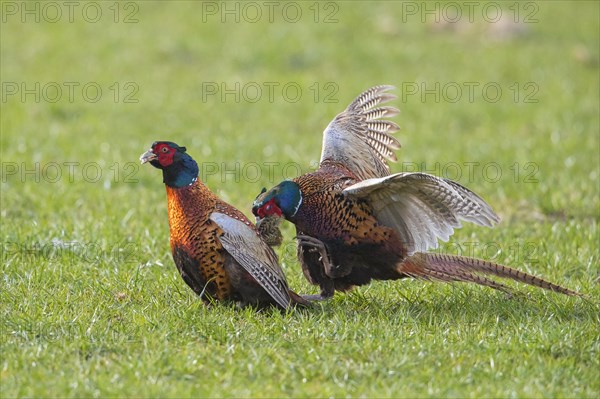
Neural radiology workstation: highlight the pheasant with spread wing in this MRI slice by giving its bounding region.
[140,141,308,309]
[253,86,580,299]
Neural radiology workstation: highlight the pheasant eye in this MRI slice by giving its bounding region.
[161,147,169,153]
[266,204,272,211]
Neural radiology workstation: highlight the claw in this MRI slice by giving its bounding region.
[296,234,337,276]
[295,234,328,250]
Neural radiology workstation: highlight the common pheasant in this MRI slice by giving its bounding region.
[252,86,580,299]
[140,141,308,309]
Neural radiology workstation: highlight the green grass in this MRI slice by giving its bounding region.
[1,1,599,397]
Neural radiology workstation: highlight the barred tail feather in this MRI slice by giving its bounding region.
[400,253,581,296]
[422,267,515,294]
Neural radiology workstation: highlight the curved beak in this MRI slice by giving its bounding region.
[139,149,157,164]
[251,204,263,224]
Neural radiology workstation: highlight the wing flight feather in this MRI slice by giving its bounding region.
[320,85,400,180]
[343,173,500,254]
[210,212,292,309]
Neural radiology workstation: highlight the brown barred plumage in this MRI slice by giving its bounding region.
[142,141,308,310]
[253,86,581,299]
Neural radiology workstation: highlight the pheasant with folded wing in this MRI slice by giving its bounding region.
[141,141,307,309]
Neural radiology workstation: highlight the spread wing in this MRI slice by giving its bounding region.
[343,173,500,255]
[209,212,292,309]
[320,85,401,180]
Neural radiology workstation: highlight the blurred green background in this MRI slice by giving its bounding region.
[1,1,599,397]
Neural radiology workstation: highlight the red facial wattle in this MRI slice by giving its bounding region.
[256,198,283,219]
[153,143,176,167]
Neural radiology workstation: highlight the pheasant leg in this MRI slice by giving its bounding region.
[296,235,334,271]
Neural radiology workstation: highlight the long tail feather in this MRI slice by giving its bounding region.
[399,253,581,296]
[423,267,515,294]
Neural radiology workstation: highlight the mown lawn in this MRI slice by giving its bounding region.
[1,1,599,397]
